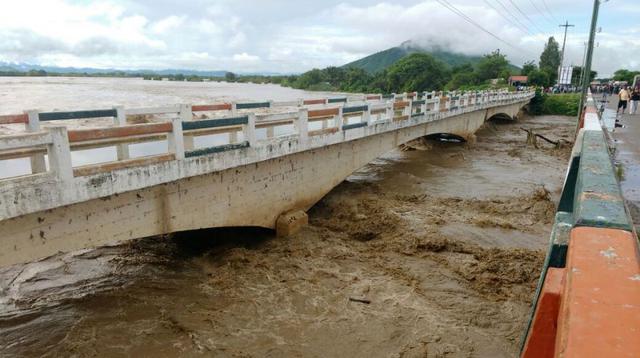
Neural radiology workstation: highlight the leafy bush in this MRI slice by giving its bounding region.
[529,91,580,116]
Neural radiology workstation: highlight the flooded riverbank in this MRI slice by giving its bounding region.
[0,111,574,357]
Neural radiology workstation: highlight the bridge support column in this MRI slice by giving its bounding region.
[276,210,308,237]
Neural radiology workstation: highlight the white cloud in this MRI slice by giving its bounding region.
[0,0,636,76]
[232,53,260,62]
[150,15,186,34]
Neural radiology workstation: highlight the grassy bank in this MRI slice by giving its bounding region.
[529,91,580,116]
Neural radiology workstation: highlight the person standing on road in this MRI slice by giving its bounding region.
[618,86,631,115]
[630,89,640,115]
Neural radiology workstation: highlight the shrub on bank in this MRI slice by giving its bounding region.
[529,91,580,116]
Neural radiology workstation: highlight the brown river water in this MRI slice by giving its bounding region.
[0,78,575,357]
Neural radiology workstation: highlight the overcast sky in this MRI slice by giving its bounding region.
[0,0,637,76]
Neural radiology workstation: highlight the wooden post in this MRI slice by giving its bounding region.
[113,106,130,160]
[25,109,46,173]
[244,113,257,146]
[296,108,308,142]
[47,127,73,182]
[168,117,185,160]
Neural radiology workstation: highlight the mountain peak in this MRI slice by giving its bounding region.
[343,42,483,73]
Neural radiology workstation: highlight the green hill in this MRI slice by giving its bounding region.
[344,42,519,74]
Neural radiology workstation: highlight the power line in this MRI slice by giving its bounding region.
[483,0,531,35]
[526,0,555,25]
[434,0,537,57]
[493,0,534,36]
[506,0,547,35]
[541,0,559,23]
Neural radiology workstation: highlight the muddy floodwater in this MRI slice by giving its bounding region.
[0,105,574,357]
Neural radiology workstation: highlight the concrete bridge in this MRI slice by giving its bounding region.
[0,90,532,267]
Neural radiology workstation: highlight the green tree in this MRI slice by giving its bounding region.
[476,50,510,82]
[225,72,237,82]
[451,63,475,75]
[571,66,598,86]
[324,66,346,87]
[384,53,451,92]
[529,69,552,87]
[340,67,373,92]
[613,69,640,84]
[539,37,561,74]
[522,61,537,76]
[292,68,326,89]
[447,71,479,90]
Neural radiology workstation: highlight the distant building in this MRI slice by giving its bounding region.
[508,75,528,86]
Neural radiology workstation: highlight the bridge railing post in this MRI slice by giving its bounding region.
[296,108,308,143]
[48,126,74,182]
[334,107,344,130]
[179,104,194,151]
[113,105,130,161]
[231,102,238,115]
[168,116,185,160]
[364,106,372,126]
[244,113,257,146]
[385,102,394,122]
[25,109,47,174]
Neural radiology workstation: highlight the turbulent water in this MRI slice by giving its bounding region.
[0,77,343,113]
[0,78,575,357]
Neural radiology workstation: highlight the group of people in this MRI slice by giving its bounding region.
[617,86,640,115]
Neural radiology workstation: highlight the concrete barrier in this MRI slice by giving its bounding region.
[521,94,639,357]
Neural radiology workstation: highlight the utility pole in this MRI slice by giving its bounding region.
[579,42,588,87]
[558,21,575,86]
[577,0,602,124]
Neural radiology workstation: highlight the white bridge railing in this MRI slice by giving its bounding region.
[0,89,534,220]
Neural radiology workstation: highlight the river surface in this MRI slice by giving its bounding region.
[0,78,575,357]
[0,77,345,178]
